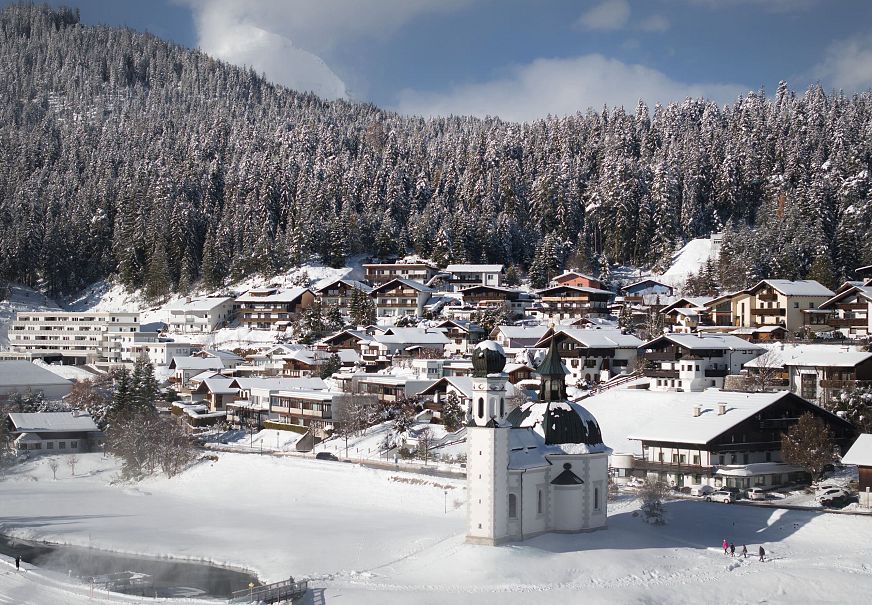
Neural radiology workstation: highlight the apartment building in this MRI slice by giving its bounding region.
[9,311,140,364]
[165,296,235,333]
[236,287,314,330]
[444,264,503,290]
[312,278,373,316]
[530,285,612,321]
[362,261,439,286]
[731,279,834,333]
[370,279,433,319]
[809,284,872,337]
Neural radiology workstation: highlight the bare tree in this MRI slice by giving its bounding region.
[748,349,783,392]
[781,413,837,481]
[48,458,59,480]
[67,454,79,477]
[417,427,434,465]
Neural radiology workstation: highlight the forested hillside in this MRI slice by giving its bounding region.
[1,4,871,298]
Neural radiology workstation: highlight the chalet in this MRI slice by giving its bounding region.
[620,279,673,299]
[530,285,611,321]
[225,376,328,428]
[744,344,872,405]
[165,296,235,333]
[419,376,518,419]
[809,284,872,337]
[191,377,239,412]
[192,349,244,370]
[490,325,550,349]
[362,261,439,286]
[338,373,435,403]
[444,264,503,289]
[0,361,73,401]
[268,391,374,432]
[312,278,373,316]
[703,294,739,327]
[319,329,374,351]
[551,270,602,289]
[659,297,713,332]
[608,390,855,489]
[169,356,225,387]
[132,339,192,366]
[841,434,872,507]
[236,287,315,330]
[639,333,764,392]
[7,412,102,454]
[731,279,834,333]
[534,328,643,386]
[370,278,433,319]
[728,326,788,341]
[457,285,534,318]
[432,319,486,356]
[361,327,450,369]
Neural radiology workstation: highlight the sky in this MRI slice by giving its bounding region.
[15,0,872,122]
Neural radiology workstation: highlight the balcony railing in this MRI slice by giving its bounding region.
[643,350,679,361]
[704,368,729,378]
[750,308,785,316]
[828,318,868,328]
[633,460,711,474]
[646,369,679,378]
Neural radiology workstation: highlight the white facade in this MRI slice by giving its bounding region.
[166,297,235,333]
[9,311,140,363]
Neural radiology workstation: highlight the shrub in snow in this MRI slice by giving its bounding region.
[639,481,669,525]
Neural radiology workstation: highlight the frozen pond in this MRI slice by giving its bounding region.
[0,533,259,599]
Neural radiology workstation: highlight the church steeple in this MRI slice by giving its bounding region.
[538,337,567,402]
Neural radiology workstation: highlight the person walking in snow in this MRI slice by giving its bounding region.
[759,546,765,562]
[741,545,748,558]
[15,555,20,570]
[730,542,735,557]
[722,539,728,554]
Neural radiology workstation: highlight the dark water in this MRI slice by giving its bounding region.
[0,533,259,599]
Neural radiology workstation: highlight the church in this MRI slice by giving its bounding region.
[466,339,611,545]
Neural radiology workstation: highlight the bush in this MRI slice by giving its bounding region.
[639,481,670,525]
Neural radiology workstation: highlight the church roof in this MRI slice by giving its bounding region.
[551,463,585,485]
[537,339,566,379]
[507,400,609,454]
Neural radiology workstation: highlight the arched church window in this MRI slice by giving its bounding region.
[537,489,543,514]
[477,397,484,418]
[508,493,517,518]
[499,397,505,417]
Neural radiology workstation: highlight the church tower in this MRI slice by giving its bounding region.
[466,341,510,545]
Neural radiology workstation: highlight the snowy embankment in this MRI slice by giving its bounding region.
[659,237,716,287]
[2,453,872,605]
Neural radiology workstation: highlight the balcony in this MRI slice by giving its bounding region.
[757,293,779,302]
[643,349,679,361]
[646,369,679,379]
[828,317,867,328]
[633,459,711,474]
[704,368,729,378]
[819,379,872,389]
[839,303,869,311]
[750,308,785,316]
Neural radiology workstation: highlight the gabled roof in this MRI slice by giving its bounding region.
[8,412,98,433]
[553,270,599,283]
[313,278,373,294]
[642,333,764,352]
[236,287,312,303]
[747,279,834,297]
[196,377,238,396]
[169,356,224,371]
[229,377,328,392]
[819,285,872,310]
[0,361,72,388]
[536,328,643,349]
[538,285,613,297]
[491,325,550,341]
[373,328,449,345]
[445,264,503,273]
[370,278,433,294]
[744,344,872,369]
[197,349,244,362]
[432,319,484,333]
[419,376,516,400]
[660,297,714,314]
[165,296,234,312]
[842,434,872,466]
[619,278,672,293]
[320,330,374,346]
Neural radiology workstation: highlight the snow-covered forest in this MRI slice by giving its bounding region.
[1,4,871,298]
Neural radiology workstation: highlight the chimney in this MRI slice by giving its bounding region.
[692,405,701,417]
[718,403,727,416]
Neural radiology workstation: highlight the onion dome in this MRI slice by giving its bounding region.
[472,340,507,377]
[507,399,605,449]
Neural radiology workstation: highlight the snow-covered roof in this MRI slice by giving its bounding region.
[445,264,503,273]
[165,296,234,312]
[170,356,225,371]
[646,333,764,352]
[624,390,792,445]
[729,326,786,335]
[0,361,72,387]
[538,285,613,296]
[8,412,98,433]
[230,377,328,392]
[190,370,222,383]
[313,278,373,294]
[198,349,245,362]
[373,328,449,345]
[493,325,550,340]
[620,278,672,293]
[372,278,434,294]
[743,344,872,369]
[820,285,872,308]
[715,463,806,477]
[546,328,643,349]
[421,376,517,400]
[841,434,872,466]
[553,270,599,282]
[751,279,834,297]
[236,287,311,303]
[199,377,238,395]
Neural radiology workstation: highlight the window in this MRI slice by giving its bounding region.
[59,442,66,449]
[680,454,686,464]
[692,454,700,465]
[508,494,518,518]
[477,398,484,418]
[658,452,664,463]
[719,455,725,465]
[594,488,600,510]
[743,453,749,464]
[500,398,505,418]
[730,454,737,464]
[33,443,42,450]
[672,453,679,464]
[765,451,772,462]
[47,442,54,450]
[794,302,799,309]
[70,441,77,449]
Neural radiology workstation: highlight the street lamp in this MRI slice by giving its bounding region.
[444,490,448,514]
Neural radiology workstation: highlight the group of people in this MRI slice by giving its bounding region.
[722,539,765,561]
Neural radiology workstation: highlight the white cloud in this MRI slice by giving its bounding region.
[638,15,670,33]
[684,0,817,12]
[396,54,746,122]
[182,0,471,99]
[575,0,631,31]
[811,32,872,91]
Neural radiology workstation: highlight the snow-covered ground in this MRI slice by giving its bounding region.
[2,452,872,605]
[660,237,717,287]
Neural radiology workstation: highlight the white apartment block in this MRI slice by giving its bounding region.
[10,311,140,364]
[165,296,235,333]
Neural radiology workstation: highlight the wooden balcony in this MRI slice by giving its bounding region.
[643,349,679,361]
[704,368,729,378]
[646,369,679,378]
[828,318,867,328]
[839,303,869,311]
[750,308,785,316]
[633,460,711,474]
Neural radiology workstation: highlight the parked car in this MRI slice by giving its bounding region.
[315,452,339,461]
[625,477,646,488]
[817,487,850,506]
[690,484,715,497]
[706,490,735,503]
[746,487,767,501]
[718,486,743,499]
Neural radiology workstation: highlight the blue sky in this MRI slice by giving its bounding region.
[19,0,872,121]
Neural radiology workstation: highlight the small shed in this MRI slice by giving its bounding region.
[841,434,872,506]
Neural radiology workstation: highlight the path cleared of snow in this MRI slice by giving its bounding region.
[2,452,872,605]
